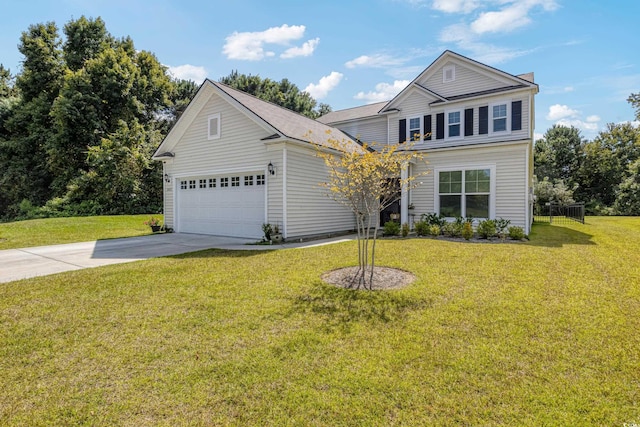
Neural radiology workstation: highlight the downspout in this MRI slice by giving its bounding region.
[282,146,288,238]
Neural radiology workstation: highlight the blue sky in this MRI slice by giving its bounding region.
[1,0,638,140]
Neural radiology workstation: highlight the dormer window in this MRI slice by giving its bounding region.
[208,113,221,140]
[443,65,455,83]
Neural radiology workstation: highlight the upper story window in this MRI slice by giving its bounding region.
[443,65,455,83]
[492,104,508,132]
[208,113,221,140]
[446,110,463,139]
[408,117,421,142]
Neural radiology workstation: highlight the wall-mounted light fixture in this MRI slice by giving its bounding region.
[164,173,171,183]
[268,162,275,176]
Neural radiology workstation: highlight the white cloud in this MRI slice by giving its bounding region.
[546,104,579,121]
[556,118,599,132]
[432,0,479,13]
[534,132,544,141]
[471,0,559,34]
[223,24,308,61]
[345,54,405,69]
[281,38,320,59]
[304,72,343,99]
[586,115,600,123]
[167,64,208,82]
[354,80,410,103]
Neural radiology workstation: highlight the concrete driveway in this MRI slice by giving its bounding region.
[0,233,355,283]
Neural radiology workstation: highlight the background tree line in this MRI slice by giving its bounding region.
[534,95,640,215]
[0,17,328,222]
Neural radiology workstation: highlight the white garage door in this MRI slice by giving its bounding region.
[177,173,265,239]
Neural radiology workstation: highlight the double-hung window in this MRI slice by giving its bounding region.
[446,110,463,139]
[437,168,493,219]
[489,102,510,134]
[408,117,421,142]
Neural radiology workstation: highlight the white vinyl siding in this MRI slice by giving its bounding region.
[421,61,511,99]
[334,117,387,145]
[285,145,356,238]
[410,142,528,229]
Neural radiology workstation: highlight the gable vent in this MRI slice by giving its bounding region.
[443,65,455,83]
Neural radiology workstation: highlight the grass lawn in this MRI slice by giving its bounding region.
[0,214,163,250]
[1,217,638,426]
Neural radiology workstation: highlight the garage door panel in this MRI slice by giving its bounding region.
[177,173,265,239]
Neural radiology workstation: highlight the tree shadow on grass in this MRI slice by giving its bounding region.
[290,281,433,333]
[526,223,596,248]
[166,248,271,260]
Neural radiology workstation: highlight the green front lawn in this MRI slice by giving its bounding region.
[0,214,163,250]
[1,217,639,426]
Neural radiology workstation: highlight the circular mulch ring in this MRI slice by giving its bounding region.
[321,266,416,291]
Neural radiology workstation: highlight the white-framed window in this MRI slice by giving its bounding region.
[443,65,455,83]
[490,101,510,134]
[436,167,494,219]
[244,175,254,186]
[208,178,216,188]
[189,180,196,189]
[407,117,422,142]
[231,176,240,187]
[256,174,265,185]
[446,109,463,139]
[199,179,206,188]
[180,180,187,190]
[208,113,221,140]
[220,177,229,188]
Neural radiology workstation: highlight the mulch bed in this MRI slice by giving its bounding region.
[322,266,416,291]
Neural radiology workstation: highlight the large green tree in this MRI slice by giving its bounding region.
[534,124,584,185]
[219,70,331,119]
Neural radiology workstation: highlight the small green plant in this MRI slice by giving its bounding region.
[462,222,474,240]
[414,220,429,236]
[401,222,410,237]
[383,221,401,236]
[421,212,446,227]
[495,218,511,240]
[428,224,441,236]
[477,219,497,239]
[443,221,463,237]
[262,223,273,241]
[508,226,525,240]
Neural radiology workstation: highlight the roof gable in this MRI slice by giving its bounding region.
[154,80,363,159]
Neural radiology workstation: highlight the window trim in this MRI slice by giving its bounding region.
[406,116,423,142]
[489,101,511,135]
[434,165,496,220]
[208,113,221,140]
[445,109,464,141]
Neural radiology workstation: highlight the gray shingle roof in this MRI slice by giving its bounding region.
[210,80,363,152]
[317,101,389,124]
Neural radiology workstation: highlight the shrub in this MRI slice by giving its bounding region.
[421,212,446,227]
[383,221,400,236]
[428,224,441,236]
[442,221,463,237]
[508,226,525,240]
[477,219,497,239]
[401,222,410,237]
[414,220,429,236]
[462,222,474,240]
[262,223,273,241]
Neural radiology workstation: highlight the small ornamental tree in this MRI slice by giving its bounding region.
[314,131,428,289]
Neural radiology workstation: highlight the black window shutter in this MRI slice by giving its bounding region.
[424,115,432,140]
[479,106,488,135]
[436,113,445,140]
[399,119,406,143]
[464,108,474,136]
[512,101,522,131]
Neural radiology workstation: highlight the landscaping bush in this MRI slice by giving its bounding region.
[495,218,511,239]
[421,212,446,227]
[477,219,497,239]
[414,220,429,236]
[383,221,400,236]
[462,222,474,240]
[508,226,525,240]
[443,221,463,237]
[401,222,410,237]
[428,224,441,236]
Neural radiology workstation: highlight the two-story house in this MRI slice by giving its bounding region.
[153,50,538,239]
